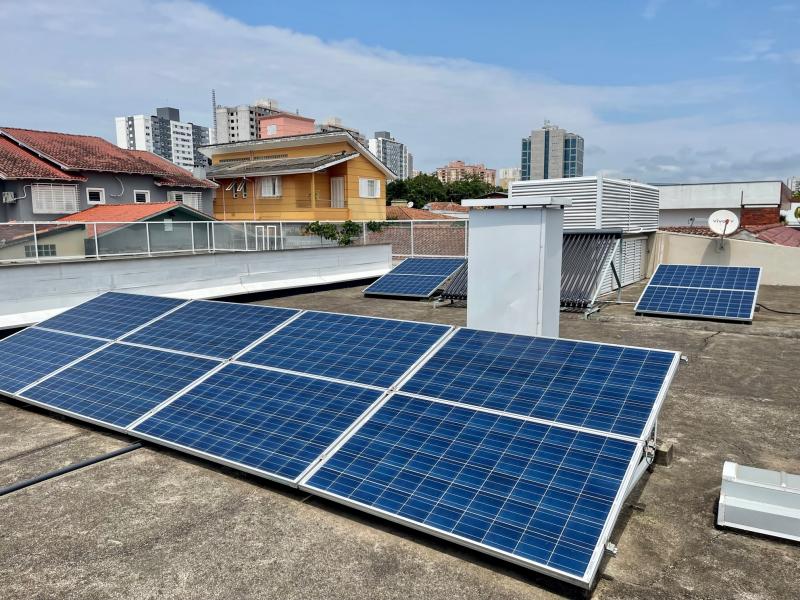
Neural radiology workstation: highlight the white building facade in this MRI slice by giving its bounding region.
[213,99,281,144]
[367,131,411,179]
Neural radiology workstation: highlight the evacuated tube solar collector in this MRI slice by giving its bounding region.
[462,195,571,338]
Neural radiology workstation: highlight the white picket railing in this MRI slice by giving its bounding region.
[0,219,469,265]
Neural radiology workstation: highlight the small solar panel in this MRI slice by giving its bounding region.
[238,311,450,388]
[364,258,465,298]
[124,301,299,358]
[363,274,447,297]
[399,328,678,439]
[391,258,467,277]
[0,329,105,394]
[636,264,761,322]
[648,264,760,290]
[636,286,756,321]
[133,364,383,481]
[22,344,218,428]
[39,292,184,339]
[304,395,639,584]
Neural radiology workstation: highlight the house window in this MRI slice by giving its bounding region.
[237,180,248,199]
[134,190,150,203]
[31,184,79,214]
[86,188,105,204]
[359,178,380,199]
[266,124,277,135]
[167,191,202,210]
[260,176,282,198]
[24,244,57,258]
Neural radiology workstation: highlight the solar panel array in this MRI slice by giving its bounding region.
[636,264,761,322]
[0,291,680,589]
[364,258,465,298]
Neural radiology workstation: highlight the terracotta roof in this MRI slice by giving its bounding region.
[0,127,215,188]
[386,205,455,220]
[754,225,800,247]
[425,202,469,213]
[56,202,210,235]
[658,226,719,237]
[0,137,84,181]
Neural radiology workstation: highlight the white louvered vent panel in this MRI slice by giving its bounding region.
[600,180,660,232]
[511,178,598,229]
[598,237,648,294]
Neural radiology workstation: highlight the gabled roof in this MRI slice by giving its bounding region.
[200,130,396,180]
[206,152,358,179]
[56,202,212,235]
[0,137,85,181]
[386,205,455,220]
[0,127,215,188]
[752,225,800,247]
[425,202,469,213]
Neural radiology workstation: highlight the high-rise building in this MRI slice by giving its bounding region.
[115,107,209,170]
[213,99,282,144]
[789,176,800,193]
[318,117,367,145]
[521,121,584,180]
[368,131,412,179]
[435,160,496,186]
[497,167,521,189]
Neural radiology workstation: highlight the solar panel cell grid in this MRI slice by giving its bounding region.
[636,286,755,320]
[0,329,105,394]
[133,364,383,480]
[391,258,467,277]
[124,301,299,358]
[649,264,760,290]
[39,292,184,339]
[239,311,450,388]
[399,328,676,439]
[305,395,638,579]
[22,344,218,427]
[364,274,446,297]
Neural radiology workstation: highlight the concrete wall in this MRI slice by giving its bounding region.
[657,181,785,211]
[659,208,741,227]
[0,244,392,329]
[648,231,800,286]
[2,173,214,221]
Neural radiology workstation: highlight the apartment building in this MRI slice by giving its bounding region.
[214,99,282,144]
[497,167,521,189]
[115,107,209,170]
[435,160,496,186]
[367,131,412,179]
[521,121,584,180]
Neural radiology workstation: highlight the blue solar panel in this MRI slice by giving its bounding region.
[39,292,184,339]
[124,301,299,358]
[22,344,218,427]
[399,328,677,439]
[0,329,105,394]
[238,311,450,388]
[649,264,760,290]
[304,395,638,582]
[391,258,467,277]
[636,286,756,321]
[133,364,383,481]
[364,274,447,297]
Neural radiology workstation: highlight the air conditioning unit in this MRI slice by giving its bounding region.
[2,192,16,204]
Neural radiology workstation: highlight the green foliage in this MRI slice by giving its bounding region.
[386,179,408,203]
[304,220,363,246]
[386,173,493,208]
[444,174,495,203]
[794,206,800,220]
[366,220,388,233]
[405,173,446,208]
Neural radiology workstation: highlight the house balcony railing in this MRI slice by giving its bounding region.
[0,219,468,265]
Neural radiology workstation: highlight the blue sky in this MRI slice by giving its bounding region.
[2,0,799,181]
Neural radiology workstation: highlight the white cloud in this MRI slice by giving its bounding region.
[2,0,798,183]
[643,0,668,20]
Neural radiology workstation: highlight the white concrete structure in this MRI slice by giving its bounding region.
[464,195,570,338]
[214,99,281,144]
[368,131,412,179]
[0,244,391,329]
[656,181,789,227]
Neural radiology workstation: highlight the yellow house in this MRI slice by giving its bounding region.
[201,131,394,221]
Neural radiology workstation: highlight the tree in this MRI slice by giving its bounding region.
[386,179,408,204]
[391,173,446,208]
[444,173,495,203]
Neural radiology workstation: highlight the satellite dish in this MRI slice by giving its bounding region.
[407,201,414,208]
[708,210,739,236]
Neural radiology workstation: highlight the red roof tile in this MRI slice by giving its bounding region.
[0,127,214,188]
[755,225,800,247]
[56,202,208,235]
[425,202,469,213]
[387,205,455,220]
[659,226,720,237]
[0,137,84,181]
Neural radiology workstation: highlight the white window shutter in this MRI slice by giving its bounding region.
[359,178,368,197]
[374,179,380,198]
[274,176,282,196]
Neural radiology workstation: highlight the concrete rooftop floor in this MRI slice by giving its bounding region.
[1,281,799,599]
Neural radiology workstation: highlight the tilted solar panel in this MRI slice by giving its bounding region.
[133,364,384,482]
[648,264,760,290]
[22,344,219,428]
[303,395,640,586]
[363,274,447,298]
[238,311,450,388]
[636,286,756,321]
[125,301,299,359]
[390,258,467,277]
[0,328,105,394]
[38,292,184,339]
[399,328,679,439]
